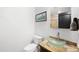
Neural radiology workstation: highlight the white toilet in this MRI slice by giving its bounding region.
[24,35,43,52]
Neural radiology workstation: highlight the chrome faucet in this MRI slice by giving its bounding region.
[57,32,60,40]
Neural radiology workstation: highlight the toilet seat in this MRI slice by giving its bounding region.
[24,43,38,52]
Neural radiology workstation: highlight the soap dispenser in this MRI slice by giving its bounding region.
[70,18,78,31]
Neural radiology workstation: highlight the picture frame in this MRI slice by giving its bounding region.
[35,11,47,22]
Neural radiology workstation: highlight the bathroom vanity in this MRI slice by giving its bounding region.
[39,36,79,52]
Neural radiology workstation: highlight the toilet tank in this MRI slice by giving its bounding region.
[32,35,43,44]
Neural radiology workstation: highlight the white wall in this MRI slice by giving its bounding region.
[71,7,79,22]
[0,7,34,52]
[58,7,71,13]
[50,7,79,43]
[34,7,71,38]
[34,7,79,43]
[34,7,51,37]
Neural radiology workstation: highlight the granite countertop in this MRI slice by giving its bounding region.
[40,38,79,52]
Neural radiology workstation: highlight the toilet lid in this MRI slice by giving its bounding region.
[24,43,37,51]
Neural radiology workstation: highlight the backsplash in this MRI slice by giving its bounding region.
[50,29,79,43]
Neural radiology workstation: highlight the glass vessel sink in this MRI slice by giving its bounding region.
[48,38,66,48]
